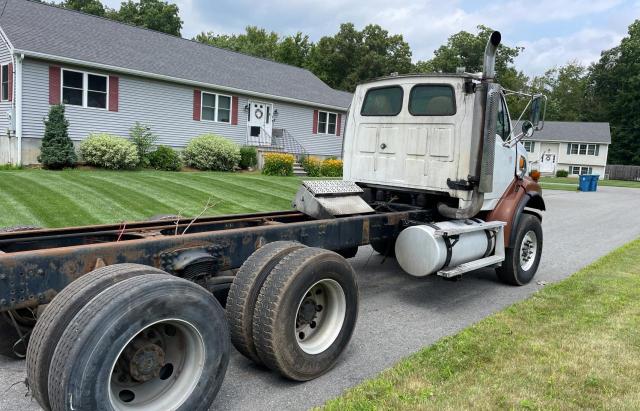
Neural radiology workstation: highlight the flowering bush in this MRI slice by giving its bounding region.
[80,133,139,170]
[262,153,294,176]
[301,156,322,177]
[321,159,343,177]
[182,134,240,171]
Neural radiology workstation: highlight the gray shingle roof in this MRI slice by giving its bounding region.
[517,120,611,144]
[0,0,353,109]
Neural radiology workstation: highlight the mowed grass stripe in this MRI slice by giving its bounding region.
[177,173,294,209]
[126,173,257,215]
[54,171,139,220]
[62,172,177,221]
[0,173,98,227]
[230,174,302,196]
[0,172,43,226]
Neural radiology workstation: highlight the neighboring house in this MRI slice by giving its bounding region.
[520,121,611,178]
[0,0,352,165]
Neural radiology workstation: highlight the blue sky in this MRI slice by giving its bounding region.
[104,0,639,76]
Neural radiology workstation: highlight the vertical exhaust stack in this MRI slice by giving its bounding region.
[482,31,501,80]
[438,30,501,219]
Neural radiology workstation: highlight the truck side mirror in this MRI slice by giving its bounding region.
[530,94,546,130]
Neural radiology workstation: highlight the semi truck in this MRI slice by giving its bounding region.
[0,31,546,410]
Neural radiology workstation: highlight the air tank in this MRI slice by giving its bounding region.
[395,220,494,277]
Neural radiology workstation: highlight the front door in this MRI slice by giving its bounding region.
[247,100,273,146]
[540,152,556,173]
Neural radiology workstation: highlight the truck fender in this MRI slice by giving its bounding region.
[486,180,545,248]
[509,192,545,248]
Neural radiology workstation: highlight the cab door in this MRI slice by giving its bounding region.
[486,93,516,201]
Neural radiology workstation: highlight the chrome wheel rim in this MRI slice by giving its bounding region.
[295,279,346,355]
[519,230,538,271]
[108,319,205,411]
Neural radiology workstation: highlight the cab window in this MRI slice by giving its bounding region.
[361,86,403,116]
[496,96,511,142]
[409,85,456,116]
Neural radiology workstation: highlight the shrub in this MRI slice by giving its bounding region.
[182,134,240,171]
[129,122,158,167]
[149,146,182,171]
[301,156,322,177]
[263,153,294,176]
[321,158,343,177]
[556,169,569,177]
[38,104,77,169]
[80,133,139,170]
[239,146,258,169]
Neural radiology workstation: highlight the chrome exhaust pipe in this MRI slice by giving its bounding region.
[482,31,501,80]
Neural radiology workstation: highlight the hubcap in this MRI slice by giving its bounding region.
[519,230,538,271]
[109,319,205,411]
[295,279,346,355]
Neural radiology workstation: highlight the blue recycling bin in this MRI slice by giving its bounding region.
[589,175,600,191]
[578,175,599,192]
[578,175,590,192]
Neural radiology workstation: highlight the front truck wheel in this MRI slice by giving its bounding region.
[497,213,543,285]
[252,247,359,381]
[47,274,230,411]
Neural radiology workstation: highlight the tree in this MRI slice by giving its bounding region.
[60,0,107,16]
[586,20,640,165]
[38,104,77,169]
[108,0,182,36]
[195,28,311,67]
[529,62,589,121]
[306,23,412,91]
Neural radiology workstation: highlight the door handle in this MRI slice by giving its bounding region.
[380,143,387,150]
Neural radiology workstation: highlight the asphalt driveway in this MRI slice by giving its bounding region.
[1,186,639,411]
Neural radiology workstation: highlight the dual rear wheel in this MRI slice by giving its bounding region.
[227,242,359,380]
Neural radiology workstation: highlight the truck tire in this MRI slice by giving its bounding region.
[47,274,229,411]
[334,246,359,259]
[497,213,543,285]
[252,247,358,381]
[226,241,306,364]
[27,263,167,411]
[370,238,396,258]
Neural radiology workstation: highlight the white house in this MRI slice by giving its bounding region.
[521,121,611,177]
[0,0,353,165]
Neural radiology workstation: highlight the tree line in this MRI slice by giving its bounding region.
[38,1,640,165]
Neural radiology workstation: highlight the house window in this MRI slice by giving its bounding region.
[318,111,337,134]
[523,141,535,152]
[201,92,231,123]
[1,65,8,101]
[569,165,592,175]
[62,69,108,109]
[568,143,598,156]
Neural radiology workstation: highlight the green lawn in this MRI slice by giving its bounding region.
[0,169,303,228]
[322,238,640,410]
[540,176,640,189]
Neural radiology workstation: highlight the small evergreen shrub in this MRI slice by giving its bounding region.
[129,122,158,167]
[80,133,139,170]
[556,169,569,177]
[321,158,343,177]
[182,134,240,171]
[262,153,294,176]
[149,146,182,171]
[38,104,77,169]
[239,146,258,169]
[301,156,322,177]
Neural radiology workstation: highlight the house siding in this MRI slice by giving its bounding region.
[21,58,346,164]
[0,32,14,164]
[523,138,609,177]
